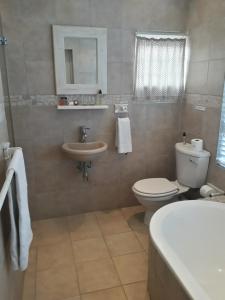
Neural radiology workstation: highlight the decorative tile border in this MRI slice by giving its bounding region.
[185,93,222,108]
[8,94,180,107]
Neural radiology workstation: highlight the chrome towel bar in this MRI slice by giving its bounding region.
[0,168,14,211]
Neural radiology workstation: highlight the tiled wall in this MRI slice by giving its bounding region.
[182,0,225,190]
[1,0,188,220]
[11,97,180,220]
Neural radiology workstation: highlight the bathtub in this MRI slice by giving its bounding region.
[150,200,225,300]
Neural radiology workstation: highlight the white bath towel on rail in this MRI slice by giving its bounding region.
[116,117,132,153]
[7,147,33,271]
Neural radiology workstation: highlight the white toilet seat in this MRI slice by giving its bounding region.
[133,178,179,198]
[132,187,179,198]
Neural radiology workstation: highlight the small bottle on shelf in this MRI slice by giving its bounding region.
[58,96,68,106]
[95,89,102,105]
[182,132,186,144]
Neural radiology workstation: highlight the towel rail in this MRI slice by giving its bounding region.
[0,168,14,211]
[0,145,17,212]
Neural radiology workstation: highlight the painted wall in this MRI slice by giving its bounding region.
[182,0,225,190]
[1,0,188,220]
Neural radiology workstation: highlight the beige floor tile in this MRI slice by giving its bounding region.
[113,252,148,284]
[77,258,120,293]
[127,212,149,252]
[32,217,69,247]
[124,281,149,300]
[68,213,102,241]
[135,230,149,252]
[95,210,131,236]
[126,211,147,232]
[121,206,145,221]
[27,247,37,273]
[73,237,110,263]
[105,232,143,256]
[22,272,36,300]
[81,287,127,300]
[37,241,74,271]
[36,266,79,300]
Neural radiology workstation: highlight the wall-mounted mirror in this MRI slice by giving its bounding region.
[53,25,107,95]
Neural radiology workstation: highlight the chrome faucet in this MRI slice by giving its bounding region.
[80,126,90,143]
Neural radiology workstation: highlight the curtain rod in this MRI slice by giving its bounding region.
[136,31,188,37]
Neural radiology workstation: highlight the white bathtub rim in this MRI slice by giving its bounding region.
[149,200,223,300]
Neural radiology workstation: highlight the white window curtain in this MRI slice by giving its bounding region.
[134,36,186,100]
[216,83,225,168]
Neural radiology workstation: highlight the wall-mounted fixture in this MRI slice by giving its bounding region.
[114,104,128,114]
[0,36,7,45]
[52,25,107,95]
[57,105,109,110]
[62,126,108,180]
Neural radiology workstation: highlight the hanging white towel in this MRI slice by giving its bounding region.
[7,148,33,271]
[116,117,132,154]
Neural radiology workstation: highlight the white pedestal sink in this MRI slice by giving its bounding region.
[62,141,108,162]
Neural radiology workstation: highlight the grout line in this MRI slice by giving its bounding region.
[93,212,127,297]
[110,249,146,259]
[66,216,82,298]
[71,212,122,295]
[80,285,126,296]
[93,210,148,299]
[34,247,38,300]
[134,231,149,253]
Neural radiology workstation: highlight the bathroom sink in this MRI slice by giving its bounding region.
[62,141,108,162]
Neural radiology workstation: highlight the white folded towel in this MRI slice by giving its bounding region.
[116,117,132,154]
[7,148,33,271]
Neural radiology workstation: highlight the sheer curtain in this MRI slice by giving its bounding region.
[216,82,225,168]
[134,36,186,100]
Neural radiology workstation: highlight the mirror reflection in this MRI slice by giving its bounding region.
[64,37,97,85]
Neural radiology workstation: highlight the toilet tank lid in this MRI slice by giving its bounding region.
[175,143,210,158]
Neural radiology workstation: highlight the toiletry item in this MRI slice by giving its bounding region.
[64,97,68,105]
[182,132,186,144]
[82,97,88,105]
[59,97,67,106]
[191,138,203,152]
[90,96,96,105]
[74,100,79,106]
[68,100,74,106]
[59,98,64,106]
[96,89,102,105]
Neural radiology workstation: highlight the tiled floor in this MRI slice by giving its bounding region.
[22,205,150,300]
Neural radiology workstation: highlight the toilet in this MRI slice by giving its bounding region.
[132,142,210,224]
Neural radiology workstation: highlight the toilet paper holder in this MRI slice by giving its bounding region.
[200,183,224,198]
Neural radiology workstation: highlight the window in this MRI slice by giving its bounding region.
[216,82,225,167]
[134,33,188,100]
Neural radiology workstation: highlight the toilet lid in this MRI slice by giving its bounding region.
[133,178,179,196]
